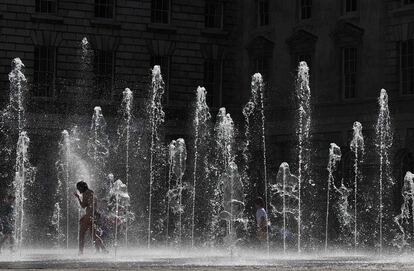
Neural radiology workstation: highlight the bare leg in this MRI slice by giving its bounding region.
[78,216,89,254]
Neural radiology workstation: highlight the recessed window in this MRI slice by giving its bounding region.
[344,0,357,13]
[300,0,312,20]
[151,0,170,24]
[34,46,56,98]
[399,40,414,95]
[204,59,222,107]
[257,0,269,26]
[150,55,170,99]
[341,47,357,99]
[253,53,270,80]
[205,1,223,29]
[35,0,57,13]
[95,0,114,18]
[94,50,114,99]
[403,0,414,5]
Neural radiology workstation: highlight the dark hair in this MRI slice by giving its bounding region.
[255,196,265,208]
[76,181,88,193]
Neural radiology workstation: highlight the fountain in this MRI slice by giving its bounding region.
[242,73,269,252]
[147,65,165,248]
[191,86,211,247]
[325,143,341,251]
[13,131,35,252]
[87,106,110,196]
[109,179,131,256]
[375,89,393,253]
[394,172,414,250]
[350,121,365,249]
[220,161,245,252]
[273,162,299,253]
[117,88,133,246]
[295,61,312,252]
[166,140,176,244]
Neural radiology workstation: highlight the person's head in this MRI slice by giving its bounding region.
[254,196,265,209]
[76,181,88,193]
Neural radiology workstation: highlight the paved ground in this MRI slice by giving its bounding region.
[1,248,414,270]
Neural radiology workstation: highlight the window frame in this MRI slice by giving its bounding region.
[94,50,115,100]
[151,0,171,24]
[204,0,224,29]
[398,39,414,96]
[257,0,270,27]
[94,0,115,19]
[33,46,57,98]
[299,0,312,21]
[341,46,358,100]
[35,0,58,14]
[343,0,358,14]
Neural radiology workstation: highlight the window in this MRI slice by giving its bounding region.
[150,56,170,98]
[344,0,357,13]
[399,40,414,95]
[205,1,223,29]
[94,50,114,99]
[257,0,269,26]
[403,0,414,5]
[151,0,170,24]
[204,60,222,107]
[341,47,357,99]
[95,0,114,18]
[300,0,312,20]
[35,0,57,13]
[34,46,56,98]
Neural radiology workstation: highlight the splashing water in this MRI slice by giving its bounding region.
[375,89,393,253]
[243,73,269,253]
[350,121,365,249]
[166,140,177,245]
[13,131,35,252]
[295,61,312,252]
[117,88,133,246]
[147,65,165,248]
[393,172,414,250]
[87,106,110,196]
[212,108,236,245]
[220,161,245,251]
[51,202,63,247]
[191,86,211,247]
[7,58,26,132]
[325,143,341,251]
[170,139,187,248]
[109,179,132,256]
[273,162,299,253]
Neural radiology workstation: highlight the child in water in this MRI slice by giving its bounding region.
[255,196,268,244]
[74,181,108,255]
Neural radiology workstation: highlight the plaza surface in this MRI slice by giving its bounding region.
[1,248,414,270]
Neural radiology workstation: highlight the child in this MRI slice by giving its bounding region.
[0,195,15,253]
[255,196,268,243]
[74,181,108,255]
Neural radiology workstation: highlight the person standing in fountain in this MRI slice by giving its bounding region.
[255,197,268,245]
[74,181,108,255]
[0,195,15,253]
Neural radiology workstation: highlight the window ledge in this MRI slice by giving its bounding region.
[31,13,64,24]
[339,12,359,20]
[90,18,121,28]
[147,23,177,33]
[391,5,414,17]
[201,28,228,36]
